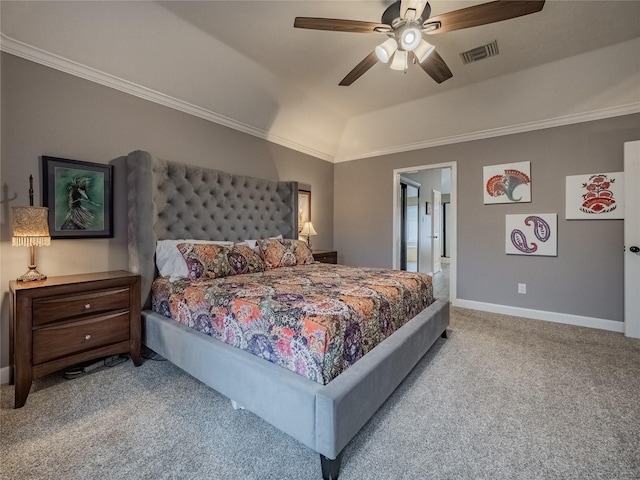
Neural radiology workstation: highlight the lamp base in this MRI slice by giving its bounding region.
[17,265,46,282]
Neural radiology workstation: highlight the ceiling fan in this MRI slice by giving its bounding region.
[294,0,545,86]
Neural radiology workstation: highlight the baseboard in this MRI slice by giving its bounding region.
[1,366,12,385]
[453,299,624,333]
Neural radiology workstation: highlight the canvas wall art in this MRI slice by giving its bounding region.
[484,161,531,204]
[506,214,557,256]
[565,172,624,219]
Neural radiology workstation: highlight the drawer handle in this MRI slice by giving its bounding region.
[85,303,91,309]
[85,334,91,341]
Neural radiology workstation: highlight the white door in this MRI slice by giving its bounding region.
[431,189,442,275]
[624,141,640,338]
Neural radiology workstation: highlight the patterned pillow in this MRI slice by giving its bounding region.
[156,239,234,279]
[177,243,229,280]
[258,238,314,269]
[226,244,266,275]
[177,243,265,280]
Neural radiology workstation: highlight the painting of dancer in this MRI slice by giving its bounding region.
[42,156,113,238]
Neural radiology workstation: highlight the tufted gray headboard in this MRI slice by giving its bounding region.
[126,150,298,307]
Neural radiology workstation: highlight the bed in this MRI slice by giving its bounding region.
[126,150,449,479]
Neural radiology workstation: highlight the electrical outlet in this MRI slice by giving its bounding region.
[518,283,526,294]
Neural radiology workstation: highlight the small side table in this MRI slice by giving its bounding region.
[313,250,338,264]
[9,270,142,408]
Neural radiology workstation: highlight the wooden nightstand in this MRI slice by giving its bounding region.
[313,250,338,264]
[9,270,142,408]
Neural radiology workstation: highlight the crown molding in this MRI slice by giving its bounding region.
[334,103,640,163]
[0,34,335,163]
[3,34,638,165]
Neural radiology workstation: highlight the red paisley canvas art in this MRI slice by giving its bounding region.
[565,172,624,220]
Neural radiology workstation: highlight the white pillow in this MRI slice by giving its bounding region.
[156,239,234,279]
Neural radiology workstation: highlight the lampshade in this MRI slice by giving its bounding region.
[300,221,318,236]
[414,39,435,63]
[12,206,51,247]
[390,50,408,71]
[375,38,398,64]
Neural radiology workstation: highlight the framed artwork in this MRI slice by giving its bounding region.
[42,156,114,238]
[565,172,624,220]
[506,214,557,256]
[484,161,531,204]
[298,189,311,232]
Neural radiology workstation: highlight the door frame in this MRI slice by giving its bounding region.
[393,162,457,302]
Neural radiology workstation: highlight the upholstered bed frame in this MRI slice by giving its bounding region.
[126,150,449,479]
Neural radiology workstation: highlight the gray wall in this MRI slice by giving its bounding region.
[335,114,640,322]
[0,53,334,369]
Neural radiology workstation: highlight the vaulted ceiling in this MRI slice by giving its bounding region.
[2,1,639,162]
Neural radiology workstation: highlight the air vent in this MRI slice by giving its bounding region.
[460,40,499,64]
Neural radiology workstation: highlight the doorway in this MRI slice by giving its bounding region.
[393,162,457,302]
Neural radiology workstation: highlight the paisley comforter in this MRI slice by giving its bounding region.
[152,263,434,384]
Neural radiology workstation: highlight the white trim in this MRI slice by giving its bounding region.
[0,34,334,163]
[393,162,457,303]
[453,299,624,333]
[1,366,11,386]
[335,103,640,163]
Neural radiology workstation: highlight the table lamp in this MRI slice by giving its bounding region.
[300,221,317,249]
[12,176,51,281]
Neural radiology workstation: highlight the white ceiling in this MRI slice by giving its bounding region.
[2,1,640,161]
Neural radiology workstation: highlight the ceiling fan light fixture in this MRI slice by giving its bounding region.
[390,49,408,71]
[400,27,422,51]
[414,39,435,63]
[295,0,546,86]
[375,37,398,64]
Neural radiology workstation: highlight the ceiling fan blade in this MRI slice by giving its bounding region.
[416,50,453,84]
[294,17,391,33]
[339,51,379,86]
[400,0,429,21]
[424,0,545,34]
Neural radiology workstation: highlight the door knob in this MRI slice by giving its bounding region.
[631,246,640,253]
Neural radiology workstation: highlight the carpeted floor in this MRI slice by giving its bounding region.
[2,307,639,480]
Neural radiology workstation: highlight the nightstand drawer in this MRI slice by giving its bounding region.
[313,251,337,264]
[33,287,130,326]
[32,311,130,365]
